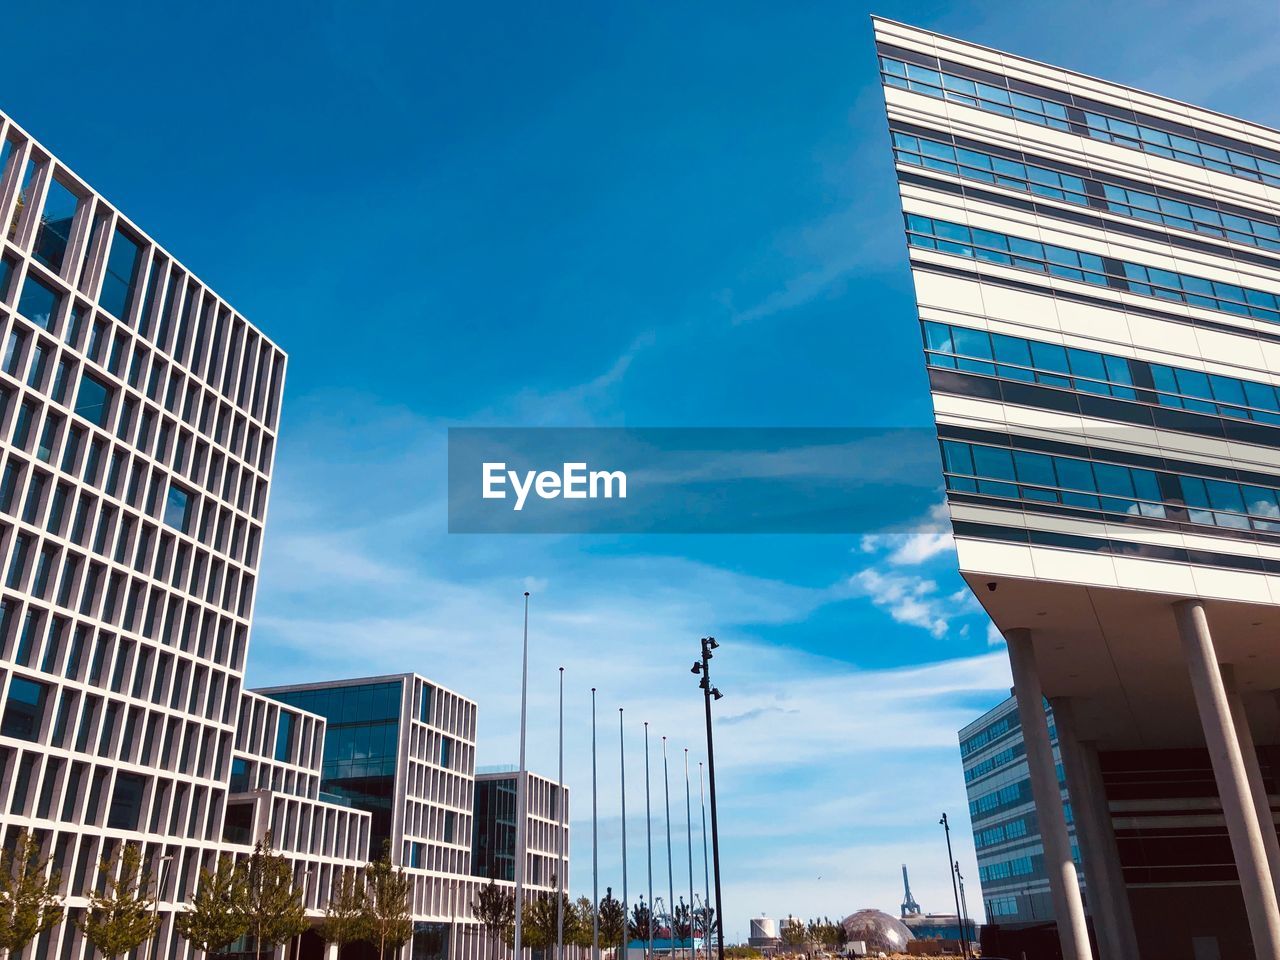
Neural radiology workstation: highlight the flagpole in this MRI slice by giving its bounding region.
[645,723,654,960]
[685,750,694,960]
[593,688,601,960]
[663,736,674,960]
[699,763,710,960]
[557,666,565,960]
[620,709,629,960]
[514,593,531,960]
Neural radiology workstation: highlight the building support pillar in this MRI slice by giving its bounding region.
[1174,600,1280,957]
[1222,664,1280,899]
[1050,697,1140,960]
[1005,629,1091,960]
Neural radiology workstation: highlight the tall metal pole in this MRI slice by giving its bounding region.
[695,638,726,960]
[955,861,972,959]
[663,737,675,960]
[514,593,531,960]
[940,814,967,960]
[645,723,654,960]
[685,750,695,960]
[621,709,629,960]
[557,667,566,960]
[699,764,710,960]
[593,688,601,960]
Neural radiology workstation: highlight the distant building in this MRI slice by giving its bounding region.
[958,695,1081,926]
[748,916,780,952]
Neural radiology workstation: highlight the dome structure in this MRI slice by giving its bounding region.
[840,910,914,952]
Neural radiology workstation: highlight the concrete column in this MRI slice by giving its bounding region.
[1174,600,1280,957]
[1051,697,1135,960]
[1078,739,1141,960]
[326,942,339,960]
[1005,629,1092,960]
[1222,665,1280,899]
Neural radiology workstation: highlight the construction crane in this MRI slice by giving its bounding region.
[900,864,922,917]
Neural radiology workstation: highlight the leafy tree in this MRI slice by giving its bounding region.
[504,893,558,952]
[362,846,412,959]
[176,855,249,957]
[571,895,596,949]
[0,830,64,959]
[79,843,161,959]
[672,901,692,942]
[693,904,715,947]
[318,868,366,952]
[598,888,626,952]
[628,900,653,943]
[242,833,307,959]
[780,917,807,951]
[473,880,514,960]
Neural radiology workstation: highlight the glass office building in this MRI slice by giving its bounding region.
[471,768,567,891]
[959,696,1081,927]
[878,18,1280,960]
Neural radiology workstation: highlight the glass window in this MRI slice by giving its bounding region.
[74,373,112,427]
[33,178,79,274]
[440,737,452,768]
[17,274,60,330]
[2,676,47,741]
[99,228,142,320]
[106,772,146,829]
[164,484,191,533]
[276,711,295,762]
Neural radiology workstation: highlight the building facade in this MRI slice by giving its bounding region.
[0,104,568,960]
[878,17,1280,960]
[959,696,1080,927]
[471,768,568,893]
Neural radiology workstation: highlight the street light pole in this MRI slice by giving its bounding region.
[955,861,972,959]
[645,723,654,960]
[558,666,566,960]
[691,637,725,960]
[684,750,694,960]
[515,593,531,960]
[663,736,674,960]
[940,814,968,960]
[593,688,600,960]
[621,709,629,960]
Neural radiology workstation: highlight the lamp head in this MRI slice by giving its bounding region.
[691,662,702,674]
[711,687,723,700]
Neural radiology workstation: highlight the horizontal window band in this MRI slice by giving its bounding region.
[936,422,1280,488]
[876,45,1280,169]
[909,261,1280,347]
[949,516,1280,573]
[928,367,1280,451]
[898,169,1280,274]
[888,119,1280,229]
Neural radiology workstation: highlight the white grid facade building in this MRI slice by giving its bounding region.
[0,102,286,960]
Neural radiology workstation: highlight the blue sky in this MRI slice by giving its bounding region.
[9,0,1280,930]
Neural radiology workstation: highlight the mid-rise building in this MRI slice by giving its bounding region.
[472,767,568,893]
[958,696,1079,927]
[0,103,568,960]
[878,16,1280,960]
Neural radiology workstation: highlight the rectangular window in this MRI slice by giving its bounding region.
[275,710,295,762]
[34,178,79,274]
[164,484,191,533]
[17,274,60,330]
[440,737,451,769]
[106,772,146,829]
[99,228,142,320]
[420,684,432,723]
[444,810,456,843]
[2,676,47,740]
[74,373,111,427]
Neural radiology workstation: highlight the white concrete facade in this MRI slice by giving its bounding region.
[877,17,1280,960]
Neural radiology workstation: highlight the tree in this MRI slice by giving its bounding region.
[693,904,715,948]
[175,855,249,957]
[79,843,160,959]
[628,900,653,944]
[242,833,307,960]
[318,868,366,953]
[473,880,514,960]
[0,830,64,959]
[672,900,692,943]
[362,846,413,959]
[572,896,596,949]
[780,917,807,951]
[598,888,626,953]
